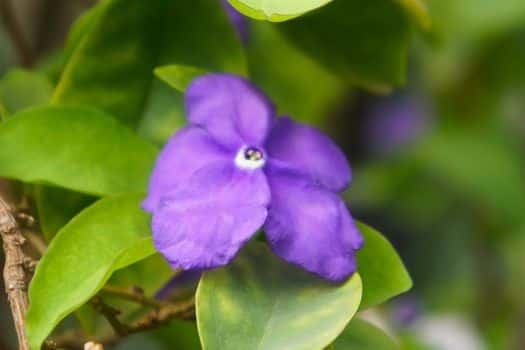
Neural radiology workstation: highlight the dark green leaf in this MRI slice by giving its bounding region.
[138,0,247,142]
[248,23,345,126]
[36,0,245,249]
[420,1,525,90]
[228,0,332,21]
[357,222,412,309]
[26,193,154,350]
[0,69,52,114]
[35,186,96,240]
[52,0,161,127]
[197,243,362,350]
[136,80,186,145]
[149,320,201,350]
[113,320,200,350]
[0,106,157,196]
[54,0,246,127]
[333,318,399,350]
[278,0,413,91]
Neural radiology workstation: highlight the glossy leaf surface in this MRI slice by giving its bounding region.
[0,106,157,196]
[197,243,362,350]
[357,222,412,309]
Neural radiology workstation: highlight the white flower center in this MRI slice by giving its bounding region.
[235,146,265,170]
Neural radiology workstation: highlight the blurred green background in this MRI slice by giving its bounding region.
[1,0,524,349]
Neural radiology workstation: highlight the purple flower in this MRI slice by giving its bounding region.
[363,95,431,155]
[392,296,422,327]
[220,0,249,43]
[143,74,363,282]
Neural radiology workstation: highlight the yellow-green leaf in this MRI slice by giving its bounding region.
[26,193,154,350]
[0,106,157,196]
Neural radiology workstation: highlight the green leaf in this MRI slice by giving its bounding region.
[396,0,432,31]
[228,0,333,22]
[425,0,525,40]
[54,0,246,128]
[40,0,241,246]
[76,253,174,336]
[140,58,209,146]
[420,1,525,90]
[357,222,412,309]
[26,193,154,350]
[333,318,399,350]
[0,70,77,241]
[35,186,96,240]
[247,23,345,127]
[278,0,413,91]
[113,320,200,350]
[137,0,247,143]
[136,80,187,145]
[229,0,431,27]
[52,0,160,127]
[0,105,157,196]
[0,69,52,114]
[149,320,201,350]
[154,65,208,93]
[197,242,362,350]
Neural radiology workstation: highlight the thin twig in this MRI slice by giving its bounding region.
[43,330,84,350]
[0,195,30,350]
[90,297,130,336]
[99,296,196,347]
[0,0,34,67]
[125,296,195,334]
[46,297,195,349]
[101,285,165,309]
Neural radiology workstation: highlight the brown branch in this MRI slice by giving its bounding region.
[42,330,84,350]
[90,297,130,337]
[100,285,165,309]
[45,297,195,349]
[97,296,195,342]
[97,297,196,348]
[0,0,34,67]
[124,296,195,334]
[0,195,30,350]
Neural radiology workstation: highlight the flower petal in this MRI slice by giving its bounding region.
[152,163,270,270]
[155,270,202,300]
[264,169,363,281]
[142,127,230,212]
[221,0,249,43]
[266,116,351,192]
[185,74,275,148]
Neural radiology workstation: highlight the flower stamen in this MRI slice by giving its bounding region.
[235,146,265,170]
[244,147,263,161]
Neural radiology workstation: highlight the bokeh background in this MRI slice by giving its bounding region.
[1,1,524,349]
